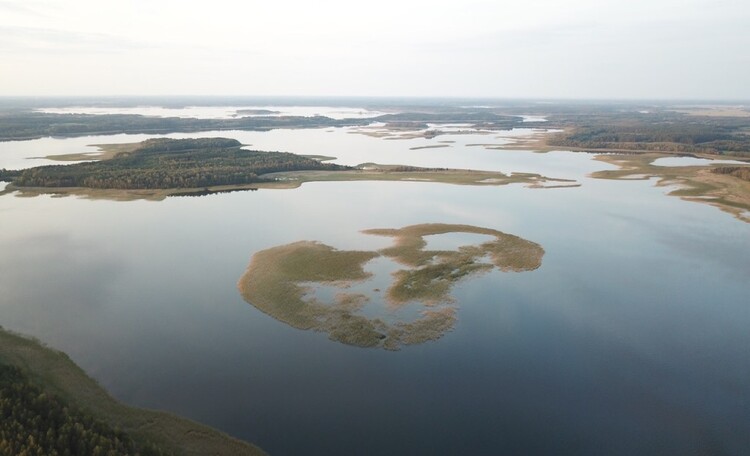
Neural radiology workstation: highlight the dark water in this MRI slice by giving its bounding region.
[0,128,748,455]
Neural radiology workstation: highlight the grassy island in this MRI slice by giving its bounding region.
[238,224,544,350]
[0,327,265,456]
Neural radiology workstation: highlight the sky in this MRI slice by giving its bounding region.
[1,0,748,99]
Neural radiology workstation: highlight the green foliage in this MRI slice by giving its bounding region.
[7,138,351,190]
[0,364,171,456]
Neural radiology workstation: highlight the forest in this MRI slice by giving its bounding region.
[0,111,368,141]
[539,110,750,156]
[375,111,523,129]
[0,109,529,142]
[1,104,749,157]
[547,124,750,155]
[0,364,169,456]
[374,103,750,156]
[0,138,350,190]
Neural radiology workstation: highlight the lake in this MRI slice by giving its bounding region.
[0,116,748,455]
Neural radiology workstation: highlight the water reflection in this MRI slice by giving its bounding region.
[0,125,748,455]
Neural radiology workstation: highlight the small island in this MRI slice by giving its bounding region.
[234,109,282,116]
[0,137,576,200]
[237,224,544,350]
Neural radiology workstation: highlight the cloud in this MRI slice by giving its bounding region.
[0,25,149,55]
[0,1,46,16]
[0,0,747,97]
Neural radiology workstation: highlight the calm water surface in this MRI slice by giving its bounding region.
[0,125,748,455]
[651,156,748,167]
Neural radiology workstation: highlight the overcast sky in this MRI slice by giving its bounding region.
[1,0,748,99]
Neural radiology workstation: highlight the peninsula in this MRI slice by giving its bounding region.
[0,137,575,200]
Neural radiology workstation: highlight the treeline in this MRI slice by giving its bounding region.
[544,111,750,156]
[5,138,351,190]
[0,111,369,142]
[0,110,523,142]
[0,169,20,182]
[133,138,239,154]
[712,166,750,182]
[0,364,170,456]
[376,111,523,130]
[387,165,449,172]
[548,131,750,155]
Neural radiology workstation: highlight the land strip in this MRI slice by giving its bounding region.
[592,153,750,222]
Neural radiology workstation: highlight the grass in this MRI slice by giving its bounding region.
[409,144,451,150]
[237,241,379,331]
[592,153,750,223]
[0,327,266,456]
[364,224,544,305]
[238,224,544,350]
[269,165,575,188]
[44,142,142,162]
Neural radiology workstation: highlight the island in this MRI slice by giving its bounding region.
[234,109,282,116]
[0,111,369,142]
[237,224,544,350]
[0,137,576,200]
[2,105,747,218]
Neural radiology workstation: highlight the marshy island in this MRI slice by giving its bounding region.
[238,224,544,350]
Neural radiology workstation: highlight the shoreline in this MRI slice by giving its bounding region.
[0,326,266,456]
[1,166,577,201]
[592,153,750,223]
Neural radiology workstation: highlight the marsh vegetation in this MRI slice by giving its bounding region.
[238,224,544,350]
[592,154,750,222]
